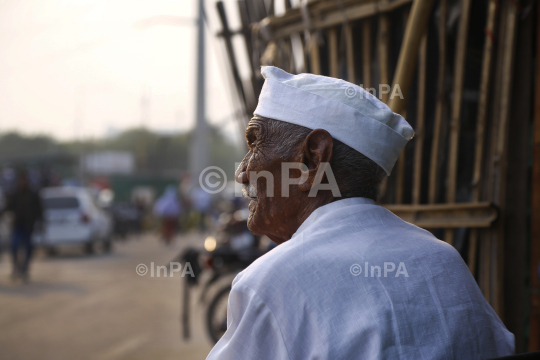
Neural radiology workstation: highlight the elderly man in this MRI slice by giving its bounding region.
[206,67,514,359]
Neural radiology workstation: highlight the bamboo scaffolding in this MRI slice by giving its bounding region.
[258,0,412,41]
[215,1,531,326]
[229,0,522,318]
[468,0,497,275]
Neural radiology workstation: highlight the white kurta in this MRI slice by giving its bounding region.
[206,198,514,360]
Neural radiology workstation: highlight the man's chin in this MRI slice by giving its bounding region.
[248,198,257,211]
[247,200,264,236]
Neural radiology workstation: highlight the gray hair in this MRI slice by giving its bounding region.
[261,117,387,201]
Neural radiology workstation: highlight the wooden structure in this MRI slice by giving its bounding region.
[214,0,537,352]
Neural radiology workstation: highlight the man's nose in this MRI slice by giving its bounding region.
[235,162,249,184]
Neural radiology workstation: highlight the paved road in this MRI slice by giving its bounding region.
[0,233,215,360]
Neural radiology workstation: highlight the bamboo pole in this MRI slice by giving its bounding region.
[384,201,498,228]
[286,38,294,73]
[479,0,517,316]
[468,0,497,275]
[446,0,472,204]
[486,3,507,206]
[216,1,248,113]
[492,1,517,317]
[413,35,427,205]
[378,15,390,103]
[345,24,355,84]
[362,20,372,89]
[310,33,321,75]
[377,15,391,200]
[328,27,339,78]
[280,38,294,73]
[260,0,413,40]
[388,0,435,114]
[481,0,508,304]
[471,2,496,202]
[529,2,540,351]
[428,0,447,204]
[444,0,472,245]
[290,32,306,73]
[395,9,409,204]
[468,230,480,274]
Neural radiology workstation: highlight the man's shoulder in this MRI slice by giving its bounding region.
[234,206,453,293]
[235,237,301,284]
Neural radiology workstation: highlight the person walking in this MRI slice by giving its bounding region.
[4,172,43,283]
[154,185,182,244]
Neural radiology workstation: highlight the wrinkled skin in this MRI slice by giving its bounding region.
[235,116,335,245]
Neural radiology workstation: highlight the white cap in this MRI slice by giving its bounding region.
[253,66,414,175]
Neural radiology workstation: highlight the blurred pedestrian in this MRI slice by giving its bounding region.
[3,172,43,283]
[153,185,182,244]
[190,186,213,232]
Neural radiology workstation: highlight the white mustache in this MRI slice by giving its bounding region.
[242,183,258,198]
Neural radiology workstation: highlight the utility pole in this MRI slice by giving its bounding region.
[75,86,86,184]
[138,86,151,172]
[189,0,209,183]
[140,85,151,127]
[132,3,207,180]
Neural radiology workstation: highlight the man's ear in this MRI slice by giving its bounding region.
[297,129,333,192]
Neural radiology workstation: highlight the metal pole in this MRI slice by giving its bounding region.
[190,0,209,182]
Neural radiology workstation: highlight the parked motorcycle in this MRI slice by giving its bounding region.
[176,208,268,343]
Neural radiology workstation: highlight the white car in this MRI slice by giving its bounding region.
[38,187,113,254]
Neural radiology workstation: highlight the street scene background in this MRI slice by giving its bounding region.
[0,233,214,360]
[0,0,253,358]
[1,0,539,356]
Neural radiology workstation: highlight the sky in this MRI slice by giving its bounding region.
[0,0,250,144]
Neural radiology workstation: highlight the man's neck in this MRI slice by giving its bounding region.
[268,194,334,245]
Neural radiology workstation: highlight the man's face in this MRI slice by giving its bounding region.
[235,118,303,243]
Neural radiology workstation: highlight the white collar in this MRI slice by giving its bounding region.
[292,197,376,238]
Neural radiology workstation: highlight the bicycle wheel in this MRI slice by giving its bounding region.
[206,285,231,344]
